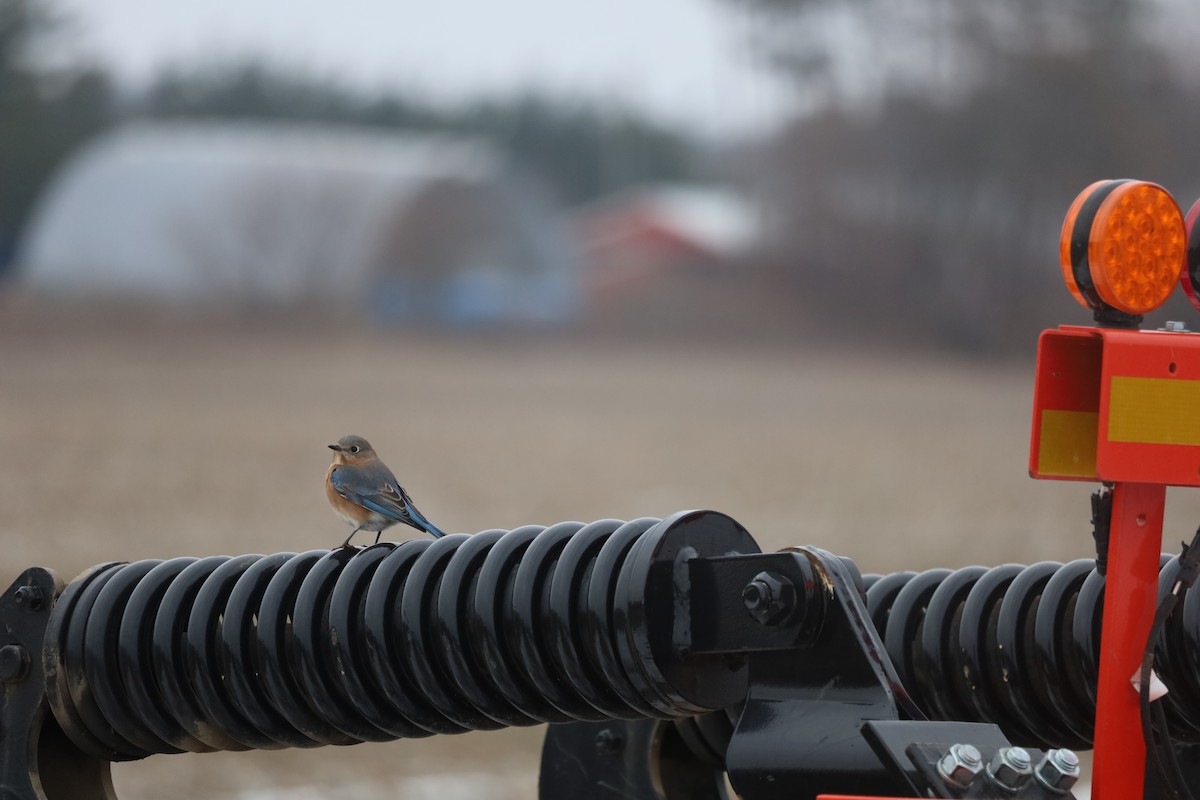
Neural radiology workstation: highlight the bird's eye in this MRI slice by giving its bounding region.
[350,446,360,453]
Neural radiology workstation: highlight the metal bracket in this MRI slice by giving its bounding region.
[538,544,1075,800]
[0,567,115,800]
[721,547,926,800]
[864,721,1076,798]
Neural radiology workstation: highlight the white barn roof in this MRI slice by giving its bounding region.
[18,121,576,321]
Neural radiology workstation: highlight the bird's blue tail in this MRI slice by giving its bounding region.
[405,501,446,538]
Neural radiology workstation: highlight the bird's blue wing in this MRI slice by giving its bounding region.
[329,466,406,522]
[330,465,445,537]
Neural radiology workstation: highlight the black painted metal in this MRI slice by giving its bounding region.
[41,511,764,762]
[2,567,116,799]
[865,554,1200,750]
[18,511,1200,798]
[1146,745,1200,800]
[686,551,825,654]
[539,718,732,800]
[725,547,927,800]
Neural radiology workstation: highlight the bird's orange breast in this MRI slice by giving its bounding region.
[326,465,369,526]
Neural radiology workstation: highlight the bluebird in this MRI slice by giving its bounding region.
[325,435,446,547]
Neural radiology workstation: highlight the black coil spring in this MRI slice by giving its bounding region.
[47,514,1200,762]
[43,518,732,761]
[863,553,1200,749]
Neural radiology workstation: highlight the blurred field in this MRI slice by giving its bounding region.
[0,297,1186,798]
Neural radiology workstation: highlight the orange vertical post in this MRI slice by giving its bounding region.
[1090,482,1163,799]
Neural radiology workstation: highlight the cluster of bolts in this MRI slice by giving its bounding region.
[938,743,1080,794]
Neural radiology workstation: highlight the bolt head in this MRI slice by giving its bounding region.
[742,580,770,612]
[0,644,29,683]
[938,743,984,789]
[741,571,795,625]
[593,728,623,755]
[12,586,42,611]
[987,747,1032,792]
[1035,749,1081,794]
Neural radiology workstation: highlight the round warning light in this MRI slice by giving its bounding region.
[1060,180,1109,310]
[1060,180,1185,319]
[1179,198,1200,312]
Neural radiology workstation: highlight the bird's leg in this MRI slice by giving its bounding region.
[373,531,383,545]
[341,527,363,548]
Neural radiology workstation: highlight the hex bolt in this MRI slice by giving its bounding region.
[741,579,771,613]
[1034,748,1081,794]
[593,728,623,755]
[0,644,29,684]
[938,743,984,789]
[986,746,1033,793]
[13,586,42,611]
[741,571,796,625]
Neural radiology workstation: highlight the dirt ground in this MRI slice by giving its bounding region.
[0,298,1171,797]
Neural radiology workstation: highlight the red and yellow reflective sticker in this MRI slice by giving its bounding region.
[1037,409,1099,478]
[1108,376,1200,446]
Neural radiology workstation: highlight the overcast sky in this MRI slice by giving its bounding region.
[54,0,795,138]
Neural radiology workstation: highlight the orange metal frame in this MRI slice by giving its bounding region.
[820,325,1200,800]
[1031,326,1200,486]
[1029,324,1200,800]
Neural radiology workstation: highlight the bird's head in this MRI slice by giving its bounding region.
[328,435,376,465]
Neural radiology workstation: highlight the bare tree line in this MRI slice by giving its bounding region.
[734,0,1200,349]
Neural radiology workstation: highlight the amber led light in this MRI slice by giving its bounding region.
[1060,180,1185,317]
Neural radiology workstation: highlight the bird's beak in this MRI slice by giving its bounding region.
[328,444,341,451]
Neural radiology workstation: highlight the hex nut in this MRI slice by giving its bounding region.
[938,743,984,789]
[1034,749,1081,794]
[741,571,796,625]
[986,746,1032,792]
